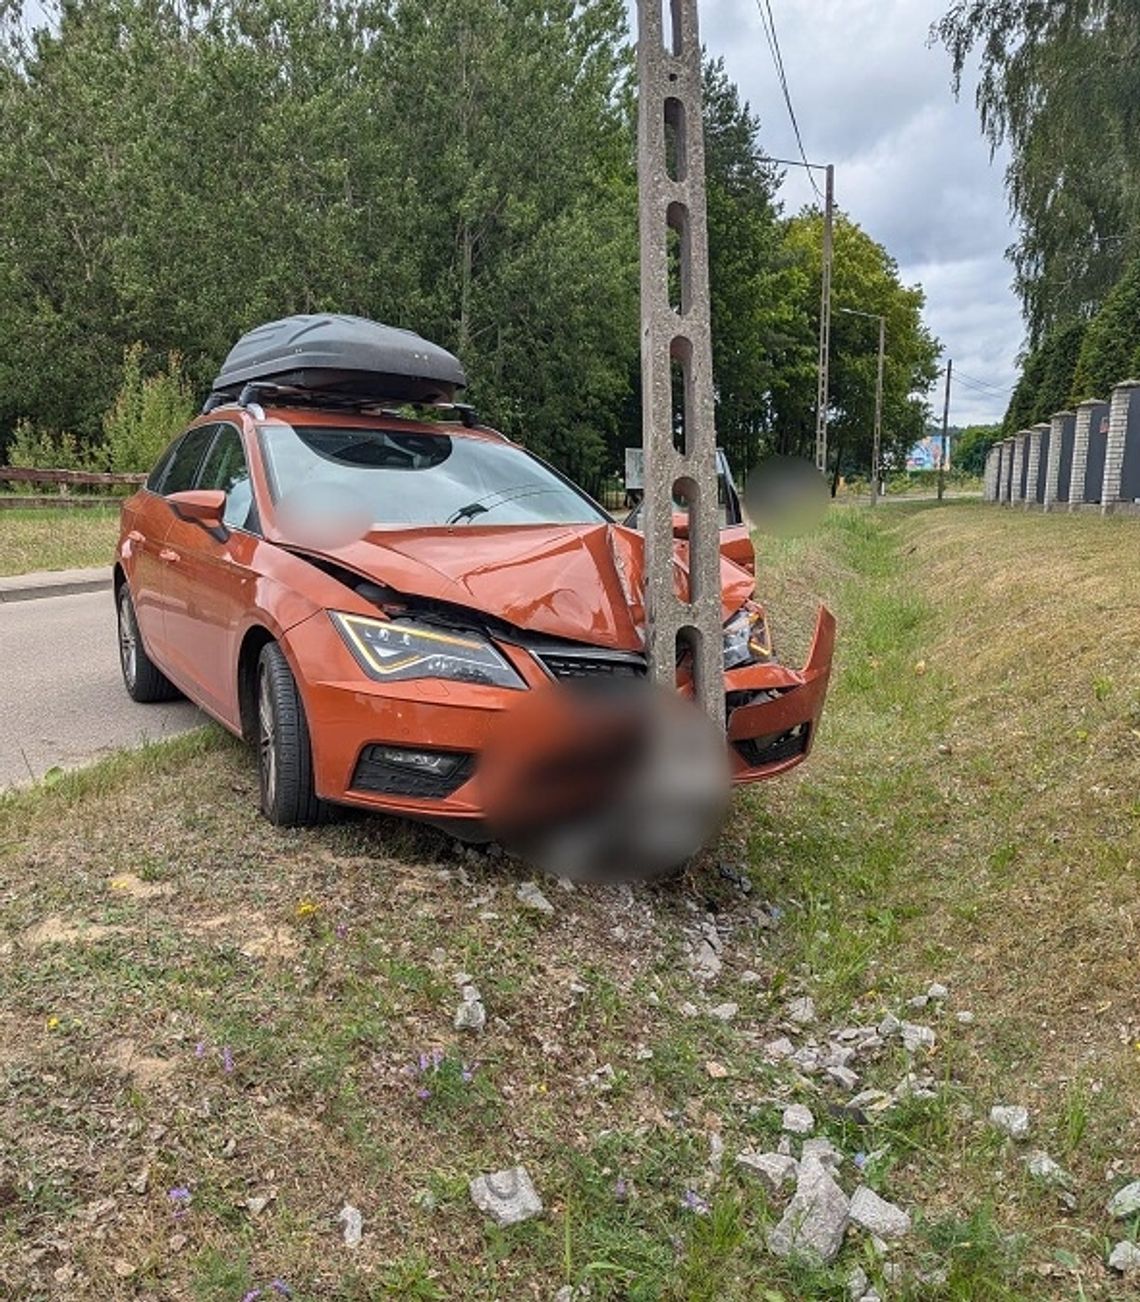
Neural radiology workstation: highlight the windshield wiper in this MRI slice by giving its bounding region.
[447,501,490,524]
[445,486,551,525]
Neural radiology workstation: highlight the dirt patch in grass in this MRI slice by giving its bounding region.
[0,504,1136,1299]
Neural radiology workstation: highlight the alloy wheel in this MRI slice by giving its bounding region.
[118,589,138,690]
[258,668,277,808]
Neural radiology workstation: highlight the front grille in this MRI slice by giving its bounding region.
[351,746,475,799]
[732,723,810,770]
[536,650,648,681]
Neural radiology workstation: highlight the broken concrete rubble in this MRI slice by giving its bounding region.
[848,1185,911,1238]
[735,1150,798,1194]
[766,1156,850,1264]
[989,1104,1031,1139]
[469,1166,543,1225]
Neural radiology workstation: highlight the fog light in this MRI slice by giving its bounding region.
[371,746,464,777]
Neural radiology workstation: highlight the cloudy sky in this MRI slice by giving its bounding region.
[630,0,1024,426]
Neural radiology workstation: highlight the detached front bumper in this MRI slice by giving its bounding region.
[723,604,836,782]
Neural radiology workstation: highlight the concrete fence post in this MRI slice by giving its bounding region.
[1002,437,1016,504]
[1102,379,1140,515]
[1069,399,1100,511]
[1024,425,1044,509]
[1043,410,1071,511]
[984,445,999,501]
[1010,432,1028,505]
[990,442,1004,502]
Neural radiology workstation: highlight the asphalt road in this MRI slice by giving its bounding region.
[1,590,205,788]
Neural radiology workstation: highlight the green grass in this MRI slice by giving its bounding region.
[0,505,120,575]
[1,501,1137,1299]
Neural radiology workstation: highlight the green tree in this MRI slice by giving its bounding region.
[936,2,1140,341]
[701,58,795,476]
[1072,256,1140,400]
[1004,317,1086,431]
[954,422,1001,476]
[779,213,941,481]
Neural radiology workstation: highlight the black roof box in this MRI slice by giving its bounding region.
[210,314,467,405]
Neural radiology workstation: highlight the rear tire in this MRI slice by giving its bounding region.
[117,584,180,703]
[256,642,329,827]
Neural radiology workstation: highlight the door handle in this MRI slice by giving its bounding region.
[159,548,180,563]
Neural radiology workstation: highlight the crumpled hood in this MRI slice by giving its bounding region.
[308,523,754,649]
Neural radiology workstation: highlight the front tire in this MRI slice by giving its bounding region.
[256,642,328,827]
[117,584,180,703]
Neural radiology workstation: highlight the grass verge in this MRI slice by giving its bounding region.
[0,506,119,576]
[0,501,1136,1299]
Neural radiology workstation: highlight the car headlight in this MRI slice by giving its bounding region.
[723,603,773,670]
[330,613,525,689]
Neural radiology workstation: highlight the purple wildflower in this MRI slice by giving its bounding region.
[431,1048,443,1068]
[335,923,348,940]
[461,1068,474,1084]
[853,1151,868,1171]
[222,1045,234,1074]
[168,1187,191,1204]
[682,1189,710,1215]
[418,1052,429,1073]
[614,1177,629,1202]
[194,1041,206,1058]
[270,1283,292,1297]
[241,1292,262,1302]
[416,1087,431,1101]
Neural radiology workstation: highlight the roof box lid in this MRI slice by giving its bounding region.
[211,314,467,405]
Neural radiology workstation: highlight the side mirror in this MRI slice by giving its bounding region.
[167,489,226,531]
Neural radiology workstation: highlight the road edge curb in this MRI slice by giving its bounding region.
[0,574,111,603]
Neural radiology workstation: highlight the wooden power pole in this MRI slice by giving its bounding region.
[636,0,723,721]
[938,359,952,501]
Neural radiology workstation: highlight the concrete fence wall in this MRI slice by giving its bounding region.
[984,377,1140,515]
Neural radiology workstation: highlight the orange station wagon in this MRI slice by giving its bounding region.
[115,316,834,833]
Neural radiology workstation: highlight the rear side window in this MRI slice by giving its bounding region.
[197,423,255,530]
[159,424,217,495]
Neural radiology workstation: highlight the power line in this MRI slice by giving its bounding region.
[754,0,823,202]
[953,367,1014,395]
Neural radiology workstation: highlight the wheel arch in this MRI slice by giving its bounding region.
[237,624,278,743]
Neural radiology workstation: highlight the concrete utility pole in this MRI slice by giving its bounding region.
[937,359,952,501]
[636,0,723,721]
[815,163,835,474]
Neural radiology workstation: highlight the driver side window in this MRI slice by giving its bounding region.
[197,423,255,531]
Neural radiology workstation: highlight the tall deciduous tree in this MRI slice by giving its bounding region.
[936,2,1140,342]
[778,213,940,477]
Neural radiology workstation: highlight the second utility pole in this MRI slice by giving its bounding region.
[814,163,834,476]
[937,358,952,501]
[872,313,885,505]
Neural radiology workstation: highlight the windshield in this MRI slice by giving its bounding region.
[258,422,608,528]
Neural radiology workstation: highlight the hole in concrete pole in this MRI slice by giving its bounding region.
[667,0,684,55]
[670,337,693,454]
[664,98,687,181]
[666,201,690,314]
[672,475,701,595]
[676,624,701,687]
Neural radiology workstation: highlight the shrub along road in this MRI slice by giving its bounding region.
[0,502,1137,1299]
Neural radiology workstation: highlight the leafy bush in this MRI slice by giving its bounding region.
[101,344,195,474]
[5,420,99,471]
